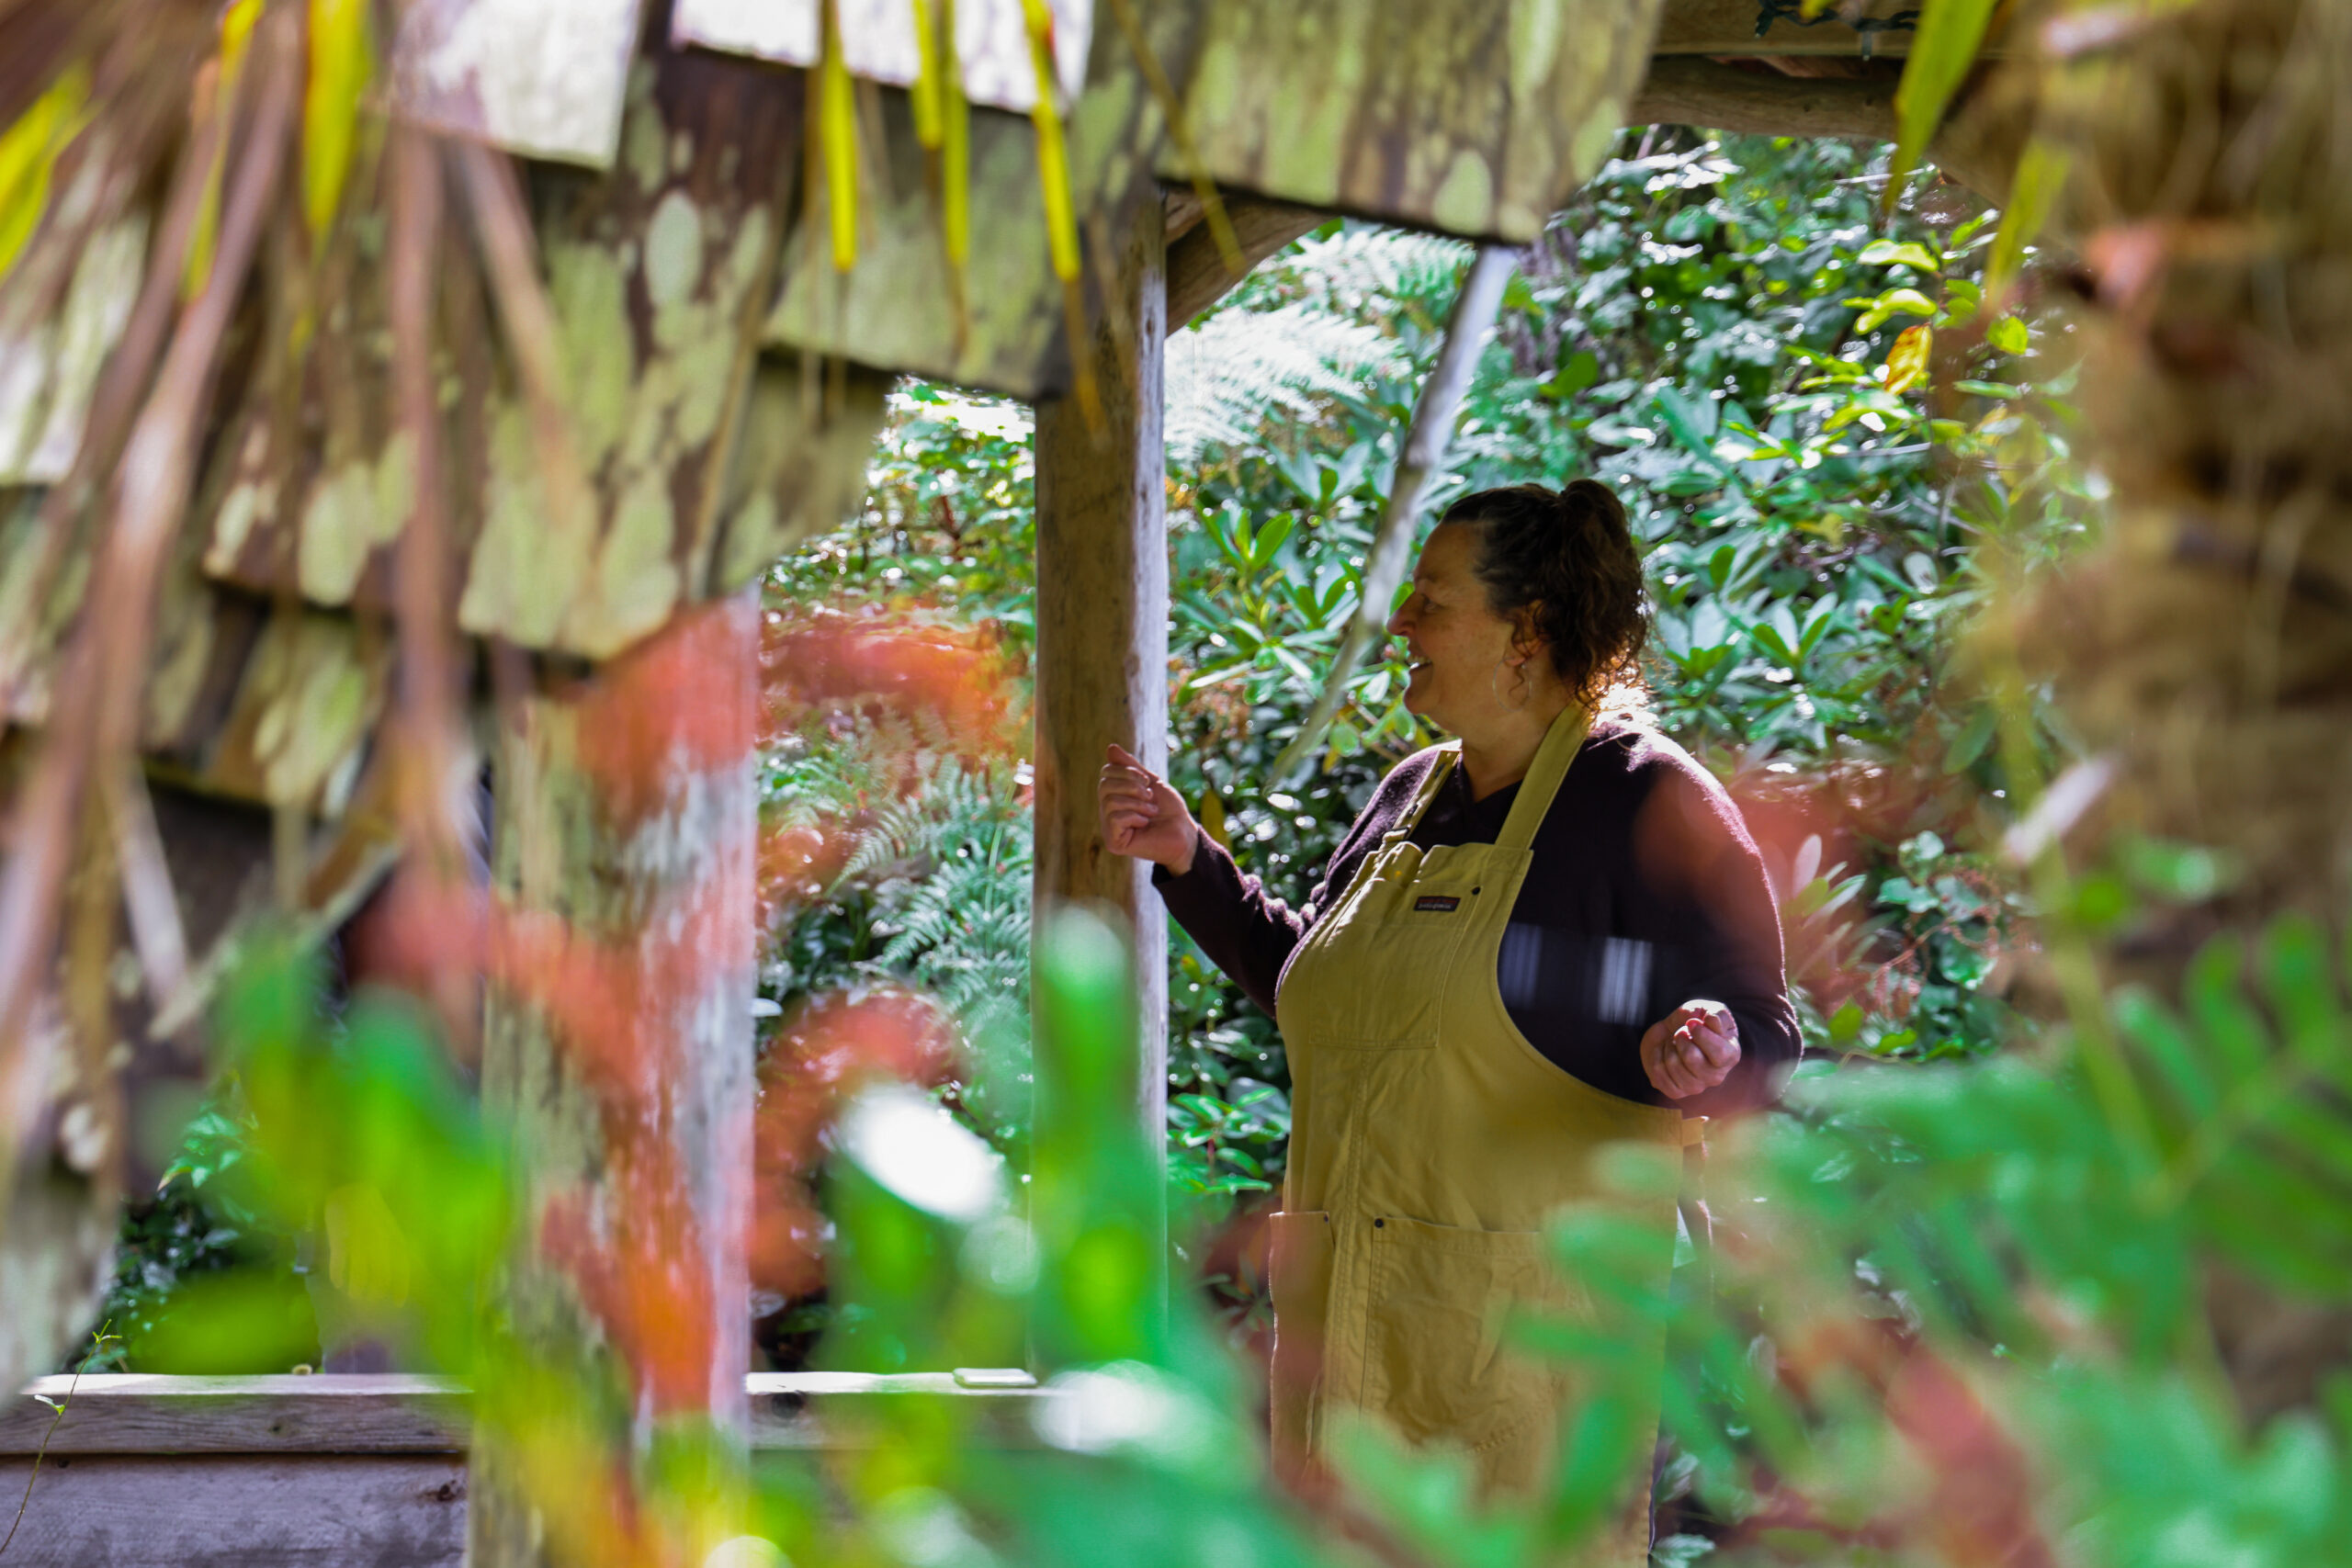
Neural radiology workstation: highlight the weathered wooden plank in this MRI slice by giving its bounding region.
[1167,0,1668,243]
[1,1373,1056,1456]
[390,0,648,167]
[1031,201,1168,1177]
[0,1454,468,1567]
[673,0,1092,114]
[198,46,808,661]
[747,1371,1050,1449]
[703,354,892,597]
[1163,193,1325,330]
[1651,0,1979,57]
[760,8,1188,400]
[1628,57,2022,200]
[0,216,146,485]
[0,1375,468,1455]
[455,55,801,658]
[187,608,391,817]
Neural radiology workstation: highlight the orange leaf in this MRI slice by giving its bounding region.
[1885,323,1934,395]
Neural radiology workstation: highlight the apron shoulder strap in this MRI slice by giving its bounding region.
[1495,706,1594,852]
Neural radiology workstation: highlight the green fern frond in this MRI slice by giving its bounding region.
[1229,225,1475,321]
[1167,301,1399,465]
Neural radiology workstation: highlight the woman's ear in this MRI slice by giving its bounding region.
[1510,604,1548,665]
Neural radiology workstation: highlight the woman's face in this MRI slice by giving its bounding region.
[1385,524,1529,734]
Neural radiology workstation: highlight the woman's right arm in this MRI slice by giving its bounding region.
[1098,745,1337,1014]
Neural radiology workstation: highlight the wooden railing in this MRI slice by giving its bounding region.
[0,1372,1049,1567]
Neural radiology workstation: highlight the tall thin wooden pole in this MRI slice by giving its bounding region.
[470,597,758,1567]
[1032,201,1170,1191]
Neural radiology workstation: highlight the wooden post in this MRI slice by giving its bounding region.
[469,596,759,1567]
[1032,204,1170,1180]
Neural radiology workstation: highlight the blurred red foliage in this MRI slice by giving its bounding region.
[749,989,958,1298]
[760,604,1018,755]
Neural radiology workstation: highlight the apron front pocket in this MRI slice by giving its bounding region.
[1362,1216,1575,1460]
[1266,1211,1335,1469]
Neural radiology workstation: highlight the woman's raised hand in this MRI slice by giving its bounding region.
[1640,999,1741,1100]
[1098,743,1200,875]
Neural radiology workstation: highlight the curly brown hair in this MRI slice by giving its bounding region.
[1437,479,1649,710]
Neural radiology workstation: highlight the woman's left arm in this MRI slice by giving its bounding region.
[1623,759,1804,1115]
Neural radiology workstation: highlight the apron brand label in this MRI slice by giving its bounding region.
[1413,896,1461,913]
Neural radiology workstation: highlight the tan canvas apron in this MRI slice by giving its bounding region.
[1268,705,1693,1558]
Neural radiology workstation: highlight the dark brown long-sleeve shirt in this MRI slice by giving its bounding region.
[1154,716,1801,1116]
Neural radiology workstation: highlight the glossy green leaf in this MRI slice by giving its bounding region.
[1856,287,1939,334]
[1859,238,1939,271]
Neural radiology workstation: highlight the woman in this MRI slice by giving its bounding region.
[1097,480,1799,1544]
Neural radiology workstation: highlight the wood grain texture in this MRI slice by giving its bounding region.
[471,595,760,1565]
[0,1375,469,1455]
[1031,201,1169,1166]
[762,3,1194,400]
[1628,57,2020,199]
[1164,195,1326,331]
[1167,0,1667,243]
[195,44,805,661]
[0,1453,467,1567]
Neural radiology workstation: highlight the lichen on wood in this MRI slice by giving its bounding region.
[705,352,890,595]
[194,49,814,663]
[762,12,1178,400]
[1169,0,1668,242]
[0,213,148,486]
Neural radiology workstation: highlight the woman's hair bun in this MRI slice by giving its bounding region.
[1437,479,1647,708]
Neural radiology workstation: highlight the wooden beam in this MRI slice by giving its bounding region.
[1628,56,2023,199]
[1649,0,2005,57]
[1161,0,1669,243]
[1633,55,1902,139]
[0,1372,1051,1455]
[1031,202,1170,1175]
[1164,194,1328,331]
[0,1454,469,1568]
[0,1374,467,1455]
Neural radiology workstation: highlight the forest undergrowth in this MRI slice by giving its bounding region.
[755,128,2099,1348]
